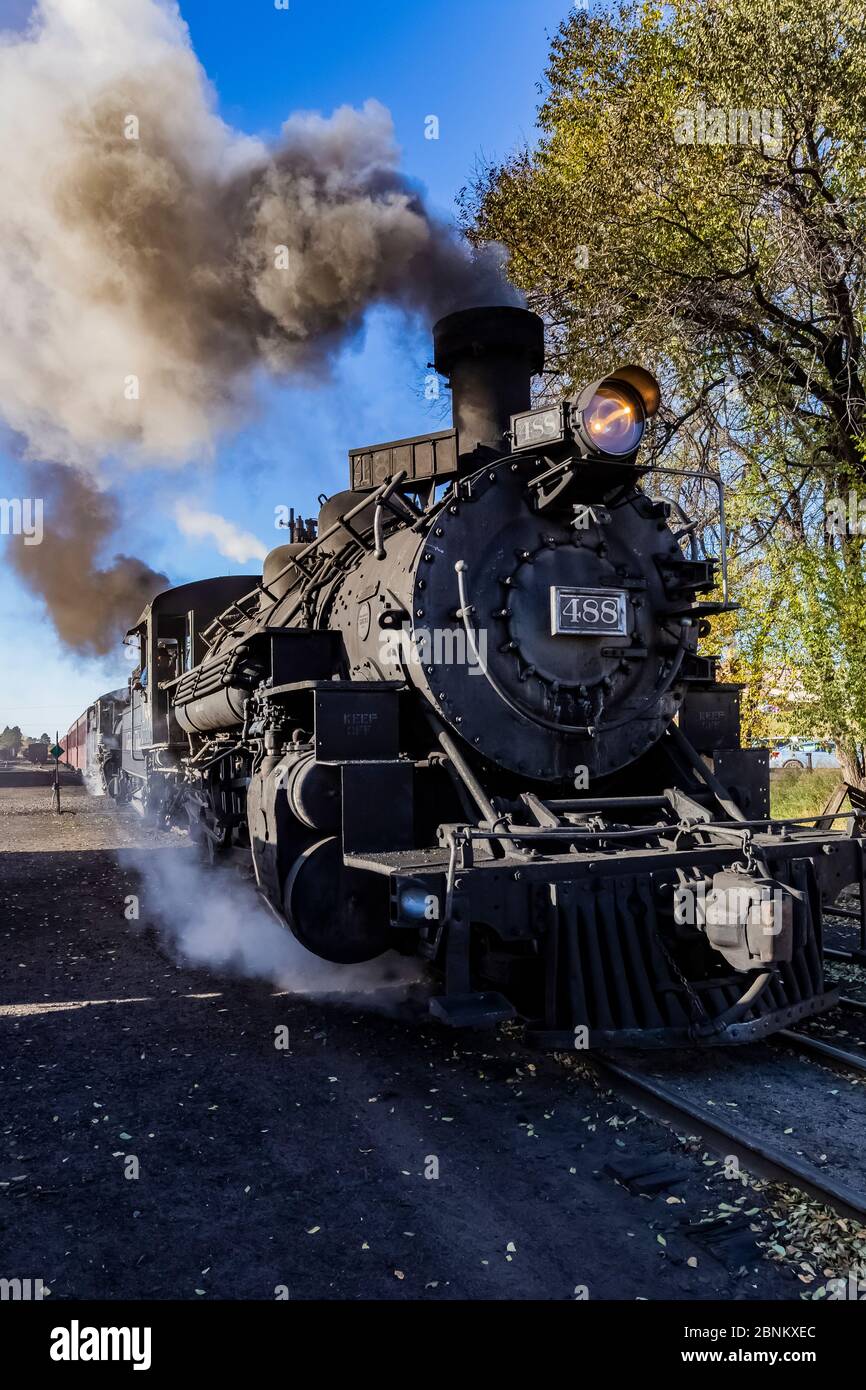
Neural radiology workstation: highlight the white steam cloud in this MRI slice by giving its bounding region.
[174,501,267,565]
[2,0,515,650]
[132,845,424,1006]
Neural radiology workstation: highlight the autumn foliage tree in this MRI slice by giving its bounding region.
[463,0,866,783]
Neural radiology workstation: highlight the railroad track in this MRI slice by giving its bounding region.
[589,971,866,1220]
[568,904,864,1225]
[592,1037,866,1222]
[822,900,866,969]
[774,1025,866,1071]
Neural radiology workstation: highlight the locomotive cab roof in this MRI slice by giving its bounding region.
[125,575,260,636]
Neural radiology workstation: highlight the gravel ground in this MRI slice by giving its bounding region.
[0,772,827,1301]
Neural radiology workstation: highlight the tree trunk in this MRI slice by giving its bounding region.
[835,738,865,789]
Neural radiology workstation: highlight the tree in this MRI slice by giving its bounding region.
[0,725,23,754]
[463,0,866,782]
[712,414,866,782]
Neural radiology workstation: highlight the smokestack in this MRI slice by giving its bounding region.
[433,305,545,460]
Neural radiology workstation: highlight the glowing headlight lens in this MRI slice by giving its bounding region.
[581,385,645,455]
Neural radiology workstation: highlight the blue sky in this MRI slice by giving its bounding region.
[0,0,572,735]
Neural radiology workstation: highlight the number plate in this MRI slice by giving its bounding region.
[551,587,628,636]
[511,404,565,451]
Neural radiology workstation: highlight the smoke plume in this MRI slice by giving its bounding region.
[9,466,168,655]
[0,0,516,468]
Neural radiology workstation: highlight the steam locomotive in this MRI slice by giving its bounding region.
[107,306,863,1046]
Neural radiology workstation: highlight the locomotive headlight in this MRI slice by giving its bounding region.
[581,385,645,454]
[572,365,661,459]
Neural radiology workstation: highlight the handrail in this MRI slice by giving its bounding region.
[201,471,417,647]
[445,809,858,846]
[643,464,729,604]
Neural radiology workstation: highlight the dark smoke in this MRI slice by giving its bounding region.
[0,2,518,465]
[0,1,517,652]
[9,467,168,656]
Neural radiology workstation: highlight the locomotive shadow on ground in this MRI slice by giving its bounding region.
[0,846,806,1302]
[0,847,384,1041]
[0,845,444,1299]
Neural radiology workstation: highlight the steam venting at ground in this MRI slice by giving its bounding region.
[133,846,424,1007]
[9,466,168,655]
[0,0,517,468]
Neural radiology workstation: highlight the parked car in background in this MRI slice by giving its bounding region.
[768,739,841,772]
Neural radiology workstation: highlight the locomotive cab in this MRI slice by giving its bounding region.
[116,576,258,812]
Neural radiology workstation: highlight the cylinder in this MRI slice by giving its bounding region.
[284,751,341,831]
[433,305,545,459]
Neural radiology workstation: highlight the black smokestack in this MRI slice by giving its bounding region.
[433,306,545,458]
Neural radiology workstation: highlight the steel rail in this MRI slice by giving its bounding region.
[774,1028,866,1072]
[593,1053,866,1222]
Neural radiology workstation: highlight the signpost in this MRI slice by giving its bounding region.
[50,732,63,814]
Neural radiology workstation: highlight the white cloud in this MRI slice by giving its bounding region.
[174,501,267,565]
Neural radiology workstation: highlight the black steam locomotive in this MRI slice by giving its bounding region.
[114,306,864,1046]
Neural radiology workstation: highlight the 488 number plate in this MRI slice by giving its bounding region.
[551,587,628,636]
